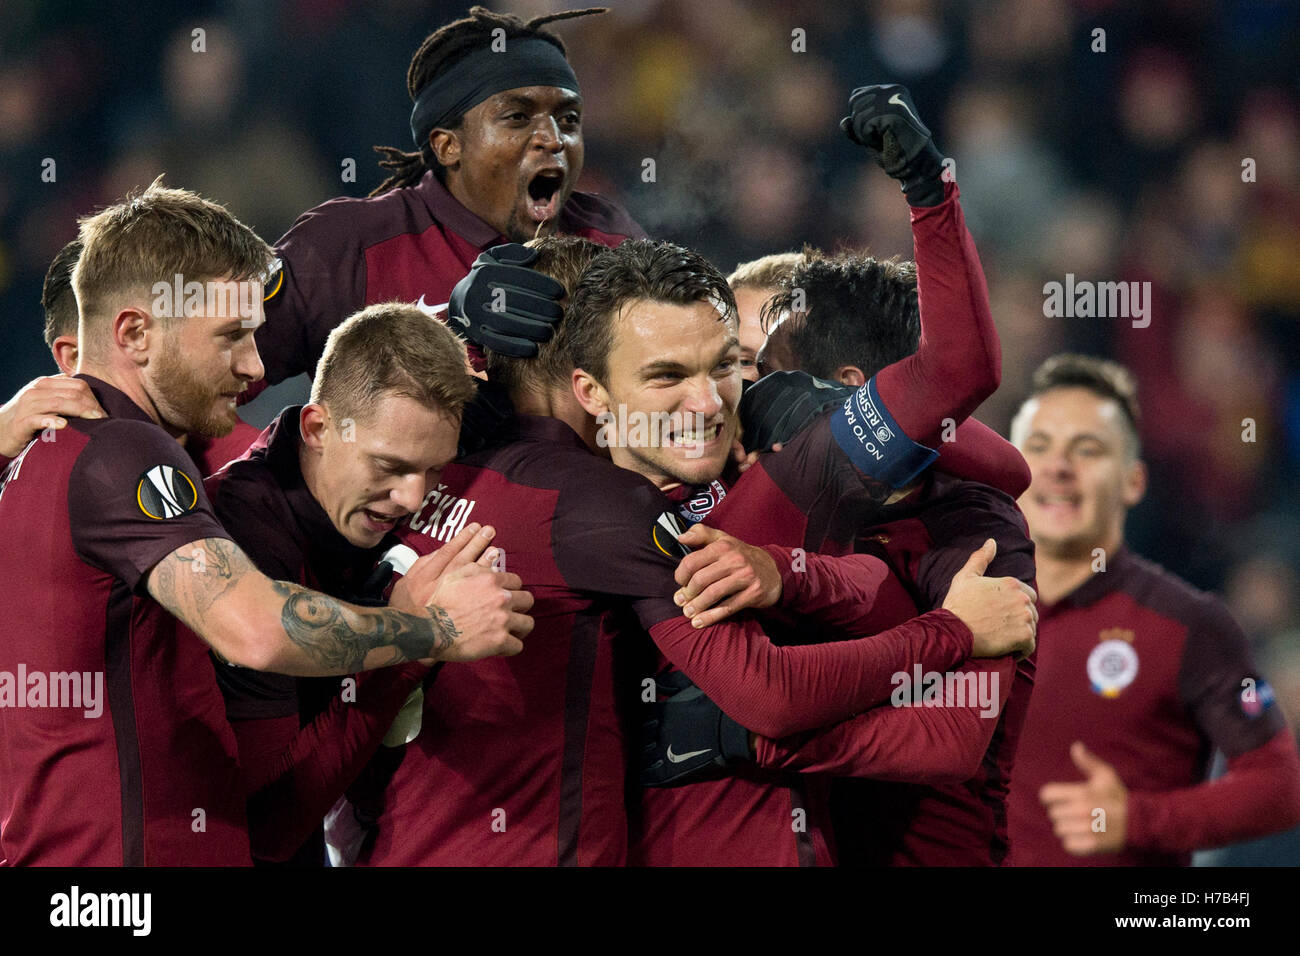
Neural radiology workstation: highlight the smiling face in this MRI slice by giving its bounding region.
[576,298,742,490]
[303,392,461,549]
[433,85,583,243]
[146,283,265,438]
[1013,387,1146,560]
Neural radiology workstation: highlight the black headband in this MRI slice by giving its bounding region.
[409,37,580,147]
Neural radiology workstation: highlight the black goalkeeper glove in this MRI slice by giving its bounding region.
[447,243,565,357]
[840,83,946,207]
[739,370,853,453]
[640,669,752,787]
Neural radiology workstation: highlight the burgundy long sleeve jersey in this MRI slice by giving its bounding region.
[827,478,1036,867]
[358,414,970,866]
[630,184,1032,866]
[0,376,249,866]
[202,408,427,865]
[254,170,645,387]
[1008,547,1300,866]
[631,472,1035,867]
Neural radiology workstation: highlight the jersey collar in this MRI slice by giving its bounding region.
[1042,545,1135,614]
[74,374,162,425]
[507,413,592,450]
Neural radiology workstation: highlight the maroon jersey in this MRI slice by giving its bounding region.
[825,476,1035,866]
[629,196,1005,868]
[255,171,645,386]
[634,472,1032,866]
[1008,548,1290,866]
[203,408,423,864]
[359,415,968,866]
[0,376,249,866]
[188,418,261,477]
[627,408,904,867]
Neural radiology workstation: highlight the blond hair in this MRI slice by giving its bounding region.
[311,302,476,424]
[727,251,809,291]
[74,177,273,342]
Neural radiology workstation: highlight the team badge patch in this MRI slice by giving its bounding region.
[1087,637,1139,698]
[678,480,727,525]
[136,465,199,519]
[653,511,692,560]
[262,257,284,301]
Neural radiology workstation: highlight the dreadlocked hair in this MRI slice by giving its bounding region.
[371,5,608,196]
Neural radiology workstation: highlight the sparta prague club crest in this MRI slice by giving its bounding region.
[678,480,727,525]
[1087,628,1139,698]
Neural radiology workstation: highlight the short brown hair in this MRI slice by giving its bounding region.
[484,235,603,396]
[567,239,737,385]
[73,177,274,340]
[762,250,919,379]
[311,302,476,425]
[1021,353,1142,458]
[727,251,807,291]
[42,238,82,347]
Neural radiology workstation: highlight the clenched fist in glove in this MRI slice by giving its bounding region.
[840,83,947,207]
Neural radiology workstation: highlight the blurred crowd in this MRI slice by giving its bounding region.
[2,0,1298,859]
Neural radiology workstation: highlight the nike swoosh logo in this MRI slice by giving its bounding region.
[666,745,711,763]
[416,294,463,326]
[888,92,921,126]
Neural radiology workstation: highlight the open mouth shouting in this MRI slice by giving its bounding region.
[524,166,567,224]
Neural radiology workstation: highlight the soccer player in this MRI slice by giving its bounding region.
[2,237,261,474]
[0,182,526,866]
[251,5,643,389]
[0,240,103,460]
[352,237,1029,867]
[203,302,531,865]
[42,238,82,376]
[435,83,1033,863]
[656,250,1036,866]
[1006,354,1300,865]
[726,252,805,381]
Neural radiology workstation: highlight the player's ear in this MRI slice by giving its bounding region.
[572,367,610,418]
[835,365,866,388]
[299,403,330,453]
[1122,457,1147,508]
[113,306,154,365]
[51,336,79,375]
[429,127,461,171]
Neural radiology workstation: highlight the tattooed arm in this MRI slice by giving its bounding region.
[147,536,531,675]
